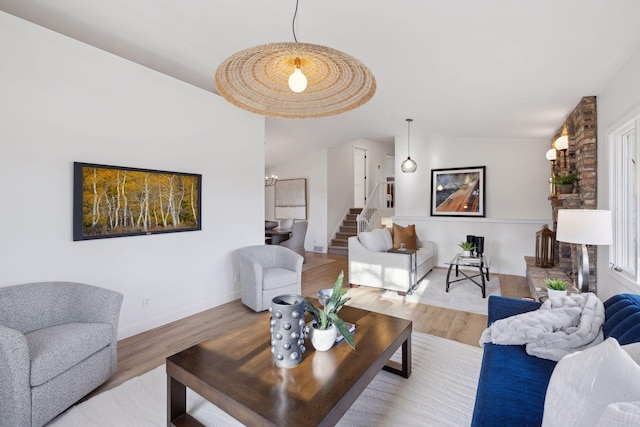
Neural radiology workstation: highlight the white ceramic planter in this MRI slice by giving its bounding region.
[462,250,472,257]
[310,324,337,351]
[547,288,567,299]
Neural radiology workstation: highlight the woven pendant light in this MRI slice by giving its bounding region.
[214,1,375,119]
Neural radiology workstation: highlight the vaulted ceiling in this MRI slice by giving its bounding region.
[3,0,640,167]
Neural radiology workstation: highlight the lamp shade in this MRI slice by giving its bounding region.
[555,135,569,151]
[545,148,557,161]
[556,209,613,245]
[215,42,376,119]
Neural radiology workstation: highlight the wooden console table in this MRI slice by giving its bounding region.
[524,256,578,301]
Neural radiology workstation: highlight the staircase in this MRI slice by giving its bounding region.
[328,208,361,255]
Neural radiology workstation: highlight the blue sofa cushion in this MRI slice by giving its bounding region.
[603,293,640,344]
[472,296,553,427]
[472,343,556,427]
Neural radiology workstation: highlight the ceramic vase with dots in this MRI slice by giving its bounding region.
[269,295,306,368]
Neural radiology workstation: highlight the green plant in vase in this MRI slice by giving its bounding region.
[304,270,355,350]
[544,277,567,291]
[551,173,578,185]
[458,241,475,252]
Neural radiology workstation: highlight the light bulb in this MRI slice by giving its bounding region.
[288,68,307,93]
[401,157,417,173]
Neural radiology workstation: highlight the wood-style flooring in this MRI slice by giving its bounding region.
[87,252,530,399]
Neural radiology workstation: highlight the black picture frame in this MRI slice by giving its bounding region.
[73,162,202,241]
[430,166,485,217]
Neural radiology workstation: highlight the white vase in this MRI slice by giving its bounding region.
[462,250,471,257]
[547,288,567,299]
[310,324,337,351]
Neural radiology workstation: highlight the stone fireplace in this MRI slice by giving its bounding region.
[549,96,598,289]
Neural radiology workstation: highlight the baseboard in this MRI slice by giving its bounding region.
[117,290,241,340]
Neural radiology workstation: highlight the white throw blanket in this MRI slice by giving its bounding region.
[479,293,605,361]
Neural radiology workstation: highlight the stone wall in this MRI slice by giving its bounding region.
[549,96,598,290]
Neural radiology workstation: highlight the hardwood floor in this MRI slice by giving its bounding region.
[87,252,530,400]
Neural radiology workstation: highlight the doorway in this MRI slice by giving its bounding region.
[353,148,367,208]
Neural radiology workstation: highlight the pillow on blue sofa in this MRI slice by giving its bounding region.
[623,342,640,364]
[595,401,640,427]
[542,338,640,427]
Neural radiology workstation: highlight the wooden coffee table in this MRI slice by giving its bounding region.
[166,302,412,426]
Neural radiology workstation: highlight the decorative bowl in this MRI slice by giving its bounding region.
[317,289,333,306]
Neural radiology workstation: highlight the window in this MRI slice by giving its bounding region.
[610,117,640,283]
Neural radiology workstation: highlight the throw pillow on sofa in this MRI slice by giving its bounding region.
[595,401,640,427]
[392,223,417,250]
[542,337,640,427]
[358,228,393,252]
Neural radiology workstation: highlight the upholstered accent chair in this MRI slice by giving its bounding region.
[0,282,123,427]
[237,245,303,312]
[279,220,308,261]
[278,218,294,230]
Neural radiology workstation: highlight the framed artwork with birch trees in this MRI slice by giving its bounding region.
[73,162,202,241]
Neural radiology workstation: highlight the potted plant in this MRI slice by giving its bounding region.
[458,241,475,257]
[544,277,568,299]
[551,173,578,194]
[304,271,355,351]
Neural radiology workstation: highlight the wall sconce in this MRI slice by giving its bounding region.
[265,175,278,187]
[545,148,557,166]
[554,135,569,168]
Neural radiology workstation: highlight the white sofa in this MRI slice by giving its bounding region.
[348,228,435,294]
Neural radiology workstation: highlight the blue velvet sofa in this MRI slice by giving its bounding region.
[471,293,640,427]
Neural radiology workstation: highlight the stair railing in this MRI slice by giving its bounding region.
[356,181,394,233]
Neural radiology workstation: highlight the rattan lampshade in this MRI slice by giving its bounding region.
[214,42,376,119]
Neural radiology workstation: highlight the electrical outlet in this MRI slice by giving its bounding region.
[143,296,150,308]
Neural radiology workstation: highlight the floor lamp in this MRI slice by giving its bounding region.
[555,209,613,293]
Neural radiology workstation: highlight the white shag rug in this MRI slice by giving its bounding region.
[48,333,483,427]
[381,269,501,315]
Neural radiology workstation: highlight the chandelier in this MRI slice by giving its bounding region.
[214,1,376,119]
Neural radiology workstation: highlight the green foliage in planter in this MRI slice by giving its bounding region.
[304,270,355,350]
[458,241,475,251]
[552,173,578,185]
[544,277,567,291]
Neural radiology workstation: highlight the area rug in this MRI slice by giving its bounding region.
[302,257,336,272]
[48,333,482,427]
[381,268,501,315]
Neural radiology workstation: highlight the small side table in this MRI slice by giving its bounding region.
[387,248,418,295]
[445,253,491,298]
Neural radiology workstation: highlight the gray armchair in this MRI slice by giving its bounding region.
[0,282,123,427]
[280,220,308,261]
[237,245,303,312]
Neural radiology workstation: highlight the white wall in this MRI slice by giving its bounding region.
[596,44,640,299]
[327,143,354,246]
[0,12,265,339]
[266,150,328,252]
[394,135,551,275]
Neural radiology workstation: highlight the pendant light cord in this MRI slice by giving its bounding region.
[292,0,300,42]
[406,118,413,156]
